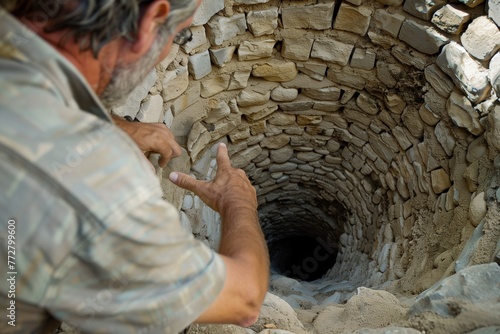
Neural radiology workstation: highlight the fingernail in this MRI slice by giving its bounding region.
[220,142,226,148]
[169,172,178,183]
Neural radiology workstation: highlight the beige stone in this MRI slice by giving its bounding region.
[282,36,314,62]
[247,8,279,37]
[431,5,470,35]
[261,134,290,149]
[237,89,271,107]
[252,61,298,82]
[461,16,500,61]
[334,3,373,36]
[373,9,405,38]
[447,91,484,136]
[238,40,276,61]
[431,168,451,194]
[311,38,354,66]
[403,0,447,20]
[469,192,486,227]
[399,20,449,55]
[200,75,230,98]
[282,2,335,30]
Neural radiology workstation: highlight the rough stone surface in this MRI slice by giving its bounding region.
[399,20,449,55]
[461,16,500,61]
[238,40,276,61]
[431,168,452,194]
[373,10,405,38]
[431,4,470,35]
[334,3,373,36]
[247,8,279,37]
[209,46,236,68]
[282,2,335,30]
[490,53,500,98]
[112,70,157,118]
[403,0,447,20]
[447,91,484,135]
[311,39,354,66]
[192,0,225,26]
[206,14,247,46]
[188,50,212,80]
[252,61,299,82]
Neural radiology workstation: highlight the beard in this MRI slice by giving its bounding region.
[99,33,168,110]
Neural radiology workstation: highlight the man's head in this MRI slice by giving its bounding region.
[1,0,199,108]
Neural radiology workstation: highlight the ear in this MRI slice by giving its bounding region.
[131,0,171,55]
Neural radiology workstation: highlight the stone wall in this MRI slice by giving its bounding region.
[112,0,500,294]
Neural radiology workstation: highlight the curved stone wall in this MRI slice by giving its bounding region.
[112,0,500,298]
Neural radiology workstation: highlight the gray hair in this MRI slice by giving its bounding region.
[1,0,198,57]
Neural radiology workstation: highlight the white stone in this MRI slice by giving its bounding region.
[237,90,271,107]
[403,0,447,20]
[296,62,327,81]
[350,48,376,70]
[182,194,193,210]
[303,86,341,101]
[171,81,200,115]
[238,40,275,61]
[282,2,335,30]
[247,8,278,37]
[436,42,491,103]
[204,101,231,124]
[192,0,225,26]
[373,9,405,38]
[282,36,314,62]
[228,70,252,91]
[461,16,500,61]
[163,107,173,127]
[112,69,157,118]
[271,86,298,102]
[334,3,373,36]
[469,192,486,227]
[136,94,163,123]
[162,66,188,101]
[311,38,354,66]
[188,50,212,80]
[431,5,470,35]
[490,0,500,26]
[399,20,449,55]
[206,14,247,46]
[181,25,207,55]
[448,91,484,135]
[200,74,230,98]
[179,211,192,234]
[490,53,500,97]
[209,46,236,68]
[435,121,456,156]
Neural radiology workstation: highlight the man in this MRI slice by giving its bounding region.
[0,1,269,333]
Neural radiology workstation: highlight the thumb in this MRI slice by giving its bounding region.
[169,171,200,193]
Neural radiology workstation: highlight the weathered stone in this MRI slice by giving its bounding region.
[209,46,236,68]
[232,145,263,168]
[350,48,376,70]
[302,87,341,101]
[252,61,298,82]
[235,0,270,3]
[313,101,342,112]
[461,16,500,61]
[490,53,500,98]
[228,70,252,91]
[270,146,294,163]
[375,0,404,5]
[282,36,314,62]
[311,39,354,66]
[181,25,207,55]
[469,192,486,227]
[247,8,279,37]
[467,136,487,163]
[373,9,405,38]
[296,151,323,162]
[490,0,500,26]
[270,86,298,102]
[376,61,399,88]
[430,168,451,194]
[171,81,200,115]
[458,0,484,8]
[436,42,491,103]
[334,3,373,36]
[327,66,367,90]
[261,134,290,149]
[431,5,470,35]
[187,121,211,161]
[403,0,447,20]
[488,105,500,152]
[384,94,406,115]
[391,45,430,71]
[188,50,212,80]
[424,64,454,98]
[297,115,322,125]
[296,62,327,81]
[200,75,230,98]
[204,101,231,124]
[237,89,270,107]
[136,94,163,123]
[392,126,413,150]
[112,70,157,118]
[162,66,189,101]
[269,162,298,172]
[399,20,449,55]
[282,2,335,30]
[192,0,225,26]
[241,103,278,122]
[434,121,456,156]
[206,14,247,46]
[448,91,484,135]
[238,40,275,61]
[357,93,379,115]
[424,87,447,119]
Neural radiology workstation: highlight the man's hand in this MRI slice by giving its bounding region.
[112,115,182,167]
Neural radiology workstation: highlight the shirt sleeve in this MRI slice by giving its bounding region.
[42,193,226,334]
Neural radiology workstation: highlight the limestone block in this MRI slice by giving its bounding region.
[434,121,455,156]
[187,121,211,161]
[357,93,379,115]
[373,9,405,38]
[431,5,470,35]
[296,62,327,81]
[391,45,430,71]
[447,91,484,135]
[204,101,231,124]
[270,86,298,102]
[282,36,314,62]
[311,38,354,66]
[302,87,341,101]
[297,115,322,125]
[200,74,230,98]
[375,0,404,5]
[279,100,314,111]
[334,3,373,36]
[188,50,212,80]
[228,70,251,91]
[282,2,335,30]
[384,93,406,115]
[436,42,491,103]
[171,101,207,141]
[490,53,500,97]
[181,25,207,55]
[192,0,225,26]
[403,0,447,20]
[466,137,487,163]
[163,107,173,127]
[241,103,278,122]
[469,192,486,227]
[268,112,296,126]
[261,134,290,149]
[376,61,398,88]
[392,126,413,150]
[458,0,484,8]
[419,105,440,126]
[431,168,451,194]
[247,8,278,37]
[136,94,163,123]
[232,145,263,169]
[350,48,376,70]
[270,146,294,163]
[314,101,342,112]
[252,61,298,82]
[487,105,500,151]
[209,46,236,68]
[490,0,500,26]
[237,89,271,107]
[297,151,323,162]
[210,114,242,141]
[171,81,200,115]
[399,20,449,55]
[112,69,157,118]
[235,0,269,4]
[424,64,454,97]
[206,14,247,46]
[461,16,500,61]
[238,40,275,61]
